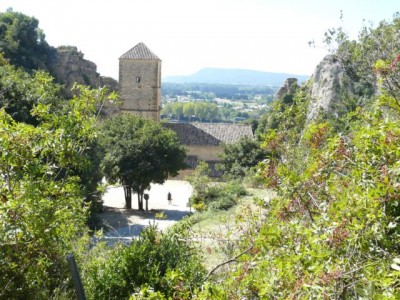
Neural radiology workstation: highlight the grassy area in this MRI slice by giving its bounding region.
[186,188,274,271]
[189,188,271,230]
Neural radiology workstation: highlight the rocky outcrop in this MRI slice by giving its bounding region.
[47,46,118,96]
[307,54,354,121]
[274,78,299,101]
[48,46,99,90]
[100,76,118,92]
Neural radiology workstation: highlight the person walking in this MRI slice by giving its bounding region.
[167,192,172,205]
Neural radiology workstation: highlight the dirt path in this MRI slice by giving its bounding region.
[98,180,193,241]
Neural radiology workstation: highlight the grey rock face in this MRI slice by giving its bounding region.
[307,54,353,121]
[46,46,119,114]
[47,46,118,96]
[100,76,118,92]
[48,46,101,93]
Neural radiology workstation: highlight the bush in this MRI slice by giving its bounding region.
[190,180,247,211]
[82,225,205,299]
[207,197,237,211]
[0,81,105,298]
[192,201,206,212]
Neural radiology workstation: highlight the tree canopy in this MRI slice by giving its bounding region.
[99,114,187,210]
[163,101,221,122]
[218,136,269,179]
[0,73,106,298]
[0,55,59,125]
[0,10,51,71]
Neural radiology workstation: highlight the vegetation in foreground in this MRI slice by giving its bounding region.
[81,224,206,300]
[0,62,106,298]
[1,8,400,300]
[194,14,400,299]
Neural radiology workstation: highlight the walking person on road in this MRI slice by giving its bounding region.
[167,192,172,205]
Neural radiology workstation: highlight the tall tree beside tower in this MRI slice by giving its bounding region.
[99,114,186,210]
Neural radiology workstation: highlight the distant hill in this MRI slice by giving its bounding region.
[163,68,310,86]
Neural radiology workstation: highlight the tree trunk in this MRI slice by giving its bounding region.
[123,185,132,209]
[137,192,144,211]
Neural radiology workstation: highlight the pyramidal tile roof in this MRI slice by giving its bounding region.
[119,43,160,60]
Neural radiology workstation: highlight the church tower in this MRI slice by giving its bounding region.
[119,43,161,121]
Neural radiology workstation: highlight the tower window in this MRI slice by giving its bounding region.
[136,76,141,83]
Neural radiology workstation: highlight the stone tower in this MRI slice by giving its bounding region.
[119,43,161,121]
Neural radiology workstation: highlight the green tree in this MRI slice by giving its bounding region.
[205,102,220,122]
[0,59,108,226]
[323,12,400,99]
[186,161,212,209]
[162,102,173,117]
[194,102,208,122]
[219,136,268,179]
[183,101,195,120]
[0,10,51,71]
[0,80,105,298]
[173,102,185,120]
[100,115,187,210]
[0,56,59,125]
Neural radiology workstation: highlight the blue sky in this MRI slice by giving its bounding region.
[0,0,398,79]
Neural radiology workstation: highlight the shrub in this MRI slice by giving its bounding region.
[192,201,206,212]
[190,180,247,211]
[207,197,237,211]
[82,225,205,299]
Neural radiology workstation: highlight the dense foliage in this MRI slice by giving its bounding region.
[218,136,269,179]
[82,224,205,300]
[163,101,221,122]
[187,161,247,211]
[0,10,51,71]
[0,58,202,299]
[324,13,400,98]
[0,57,107,224]
[0,74,105,298]
[0,56,59,125]
[99,114,187,210]
[4,8,400,300]
[195,14,400,299]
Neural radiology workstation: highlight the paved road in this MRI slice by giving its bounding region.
[99,180,193,241]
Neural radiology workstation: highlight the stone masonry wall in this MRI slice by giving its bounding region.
[119,59,161,121]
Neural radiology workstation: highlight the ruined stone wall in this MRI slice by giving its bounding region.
[118,59,161,121]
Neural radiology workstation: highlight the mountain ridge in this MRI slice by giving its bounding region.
[163,67,310,86]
